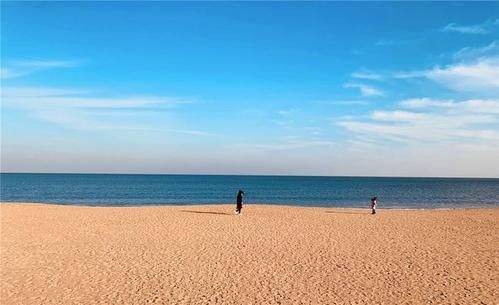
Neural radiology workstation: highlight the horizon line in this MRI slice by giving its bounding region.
[1,171,498,179]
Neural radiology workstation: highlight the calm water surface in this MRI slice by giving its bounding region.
[1,173,498,208]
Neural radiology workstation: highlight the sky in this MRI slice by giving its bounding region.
[1,2,499,177]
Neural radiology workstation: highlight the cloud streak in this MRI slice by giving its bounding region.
[344,82,384,97]
[338,98,499,146]
[393,42,499,95]
[1,86,208,135]
[427,57,499,94]
[1,59,79,79]
[339,38,499,176]
[2,86,191,109]
[441,19,499,35]
[453,40,499,61]
[351,71,383,81]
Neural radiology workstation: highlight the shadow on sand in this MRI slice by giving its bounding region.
[325,210,368,215]
[180,210,232,216]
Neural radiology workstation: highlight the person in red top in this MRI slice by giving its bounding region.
[371,196,377,214]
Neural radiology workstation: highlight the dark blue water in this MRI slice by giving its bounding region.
[1,173,498,208]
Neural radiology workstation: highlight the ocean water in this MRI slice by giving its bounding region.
[0,173,498,208]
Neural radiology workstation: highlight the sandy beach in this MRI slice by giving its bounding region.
[1,203,497,305]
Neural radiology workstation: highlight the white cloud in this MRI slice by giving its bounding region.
[399,98,455,109]
[461,99,499,114]
[351,71,383,81]
[339,118,499,144]
[371,110,428,122]
[338,98,499,146]
[10,59,76,69]
[442,23,487,35]
[400,98,499,114]
[344,82,384,97]
[454,40,499,61]
[441,19,499,35]
[319,100,369,106]
[394,54,499,94]
[2,86,191,109]
[1,59,78,79]
[34,108,144,131]
[277,110,292,116]
[0,86,205,134]
[1,86,85,97]
[426,57,499,93]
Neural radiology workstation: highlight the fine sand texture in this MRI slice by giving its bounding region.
[1,203,498,305]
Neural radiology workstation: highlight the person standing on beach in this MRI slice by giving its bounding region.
[371,196,377,214]
[235,190,244,215]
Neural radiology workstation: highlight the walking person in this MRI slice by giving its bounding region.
[371,196,377,214]
[235,190,244,215]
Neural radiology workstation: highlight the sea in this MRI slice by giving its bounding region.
[0,173,498,208]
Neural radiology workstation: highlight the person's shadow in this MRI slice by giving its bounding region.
[180,210,232,216]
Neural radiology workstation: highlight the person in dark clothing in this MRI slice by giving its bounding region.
[235,190,244,215]
[371,196,377,214]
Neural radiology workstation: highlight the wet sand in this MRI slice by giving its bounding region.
[1,203,498,304]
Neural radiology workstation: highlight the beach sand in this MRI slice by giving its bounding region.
[1,203,497,305]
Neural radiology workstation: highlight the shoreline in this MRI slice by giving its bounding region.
[1,201,497,210]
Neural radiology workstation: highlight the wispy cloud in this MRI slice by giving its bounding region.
[426,57,499,93]
[441,19,499,35]
[1,59,79,79]
[399,98,455,109]
[371,110,429,122]
[338,98,499,146]
[273,108,299,127]
[339,38,499,157]
[400,98,499,115]
[344,83,384,97]
[277,109,294,116]
[374,39,415,47]
[442,23,487,35]
[2,86,191,109]
[394,45,499,94]
[9,59,77,69]
[1,86,208,135]
[236,139,335,151]
[351,71,383,81]
[315,100,369,106]
[453,40,499,61]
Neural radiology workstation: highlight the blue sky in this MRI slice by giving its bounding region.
[1,2,499,177]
